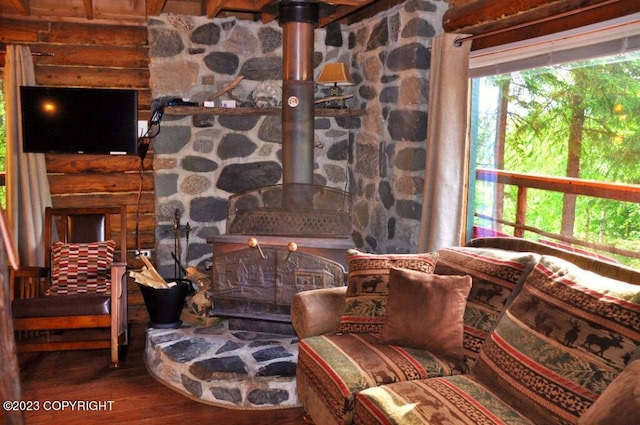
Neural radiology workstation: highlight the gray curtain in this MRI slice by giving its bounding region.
[5,45,52,266]
[418,33,472,252]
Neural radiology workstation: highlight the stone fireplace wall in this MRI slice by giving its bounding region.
[148,0,447,276]
[344,0,447,253]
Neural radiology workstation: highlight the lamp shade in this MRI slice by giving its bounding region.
[316,63,355,86]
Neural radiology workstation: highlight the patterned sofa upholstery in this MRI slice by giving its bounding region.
[292,238,640,425]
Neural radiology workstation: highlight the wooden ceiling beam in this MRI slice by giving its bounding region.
[146,0,168,16]
[83,0,93,20]
[8,0,30,15]
[444,0,640,50]
[205,0,228,18]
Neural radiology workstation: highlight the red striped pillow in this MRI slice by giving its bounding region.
[47,240,116,295]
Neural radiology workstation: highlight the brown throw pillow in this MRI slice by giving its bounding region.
[338,250,439,334]
[578,358,640,425]
[379,268,472,362]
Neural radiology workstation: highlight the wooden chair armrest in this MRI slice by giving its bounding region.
[9,266,49,301]
[110,262,127,299]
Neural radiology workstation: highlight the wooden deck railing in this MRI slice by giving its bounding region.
[475,167,640,260]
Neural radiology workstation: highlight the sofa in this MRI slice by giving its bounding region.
[291,237,640,425]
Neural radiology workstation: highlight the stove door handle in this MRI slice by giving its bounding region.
[247,237,267,260]
[285,242,298,263]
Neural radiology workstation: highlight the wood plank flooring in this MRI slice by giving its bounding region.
[17,323,307,424]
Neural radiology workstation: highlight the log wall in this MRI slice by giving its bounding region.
[1,17,153,321]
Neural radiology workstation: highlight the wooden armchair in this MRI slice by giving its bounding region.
[10,206,128,368]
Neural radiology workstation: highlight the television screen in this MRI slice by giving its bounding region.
[20,86,138,155]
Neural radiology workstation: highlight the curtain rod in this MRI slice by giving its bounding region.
[454,0,621,46]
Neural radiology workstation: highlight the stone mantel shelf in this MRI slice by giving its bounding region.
[164,106,367,117]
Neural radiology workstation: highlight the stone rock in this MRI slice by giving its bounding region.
[210,387,242,403]
[217,134,257,159]
[327,139,348,160]
[153,126,191,154]
[217,340,244,354]
[366,17,388,51]
[166,14,195,31]
[181,374,203,398]
[149,27,184,57]
[150,61,200,97]
[189,356,247,379]
[157,200,184,221]
[240,57,282,80]
[181,155,218,172]
[252,346,294,362]
[400,76,428,105]
[193,131,218,153]
[388,42,431,71]
[155,173,179,197]
[401,17,436,39]
[359,85,377,100]
[396,176,424,195]
[325,22,343,47]
[204,52,239,74]
[247,389,289,405]
[387,110,427,142]
[257,361,297,377]
[380,86,399,103]
[405,0,437,13]
[389,12,400,43]
[388,217,396,239]
[396,199,422,220]
[259,27,282,53]
[216,162,282,193]
[164,338,214,362]
[218,115,260,131]
[191,23,221,45]
[379,181,394,208]
[396,147,426,171]
[355,141,378,179]
[180,175,211,195]
[324,164,347,183]
[224,26,259,55]
[186,243,211,263]
[190,197,228,222]
[257,116,282,143]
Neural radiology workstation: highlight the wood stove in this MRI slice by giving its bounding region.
[207,1,353,333]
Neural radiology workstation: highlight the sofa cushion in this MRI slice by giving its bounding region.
[298,332,459,425]
[379,268,471,363]
[434,247,539,368]
[472,255,640,424]
[338,250,439,334]
[13,293,111,318]
[353,375,535,425]
[47,240,115,295]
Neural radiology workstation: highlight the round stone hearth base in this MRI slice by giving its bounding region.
[144,321,300,409]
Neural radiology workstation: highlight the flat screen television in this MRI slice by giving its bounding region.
[20,86,138,155]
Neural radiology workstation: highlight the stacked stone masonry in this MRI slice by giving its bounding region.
[148,0,447,275]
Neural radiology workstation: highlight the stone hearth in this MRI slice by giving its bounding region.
[144,321,299,409]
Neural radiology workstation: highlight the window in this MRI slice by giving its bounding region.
[468,16,640,267]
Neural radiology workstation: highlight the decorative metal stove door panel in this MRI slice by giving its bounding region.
[211,246,346,321]
[275,250,346,306]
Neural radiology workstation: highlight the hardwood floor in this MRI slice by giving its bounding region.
[17,323,306,424]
